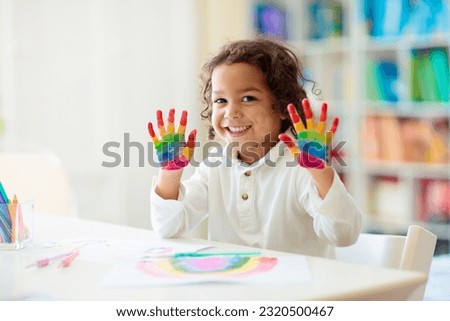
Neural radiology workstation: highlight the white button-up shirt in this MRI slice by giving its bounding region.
[151,138,362,258]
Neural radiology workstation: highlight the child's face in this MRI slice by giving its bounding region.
[211,63,283,163]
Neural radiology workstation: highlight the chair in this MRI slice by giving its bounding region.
[335,225,437,300]
[0,151,75,216]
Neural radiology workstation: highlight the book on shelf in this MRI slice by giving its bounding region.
[254,2,287,39]
[362,0,449,38]
[366,60,399,102]
[406,0,450,35]
[367,48,450,104]
[362,0,410,38]
[410,51,422,102]
[362,115,449,164]
[361,116,381,160]
[367,48,447,104]
[429,48,450,102]
[379,115,404,161]
[416,51,440,102]
[411,48,449,102]
[417,179,450,224]
[366,61,383,101]
[308,0,343,40]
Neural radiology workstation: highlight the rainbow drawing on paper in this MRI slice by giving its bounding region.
[136,255,278,279]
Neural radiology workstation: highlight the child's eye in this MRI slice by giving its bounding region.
[242,96,256,102]
[213,98,226,104]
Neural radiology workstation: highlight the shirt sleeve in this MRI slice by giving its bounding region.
[298,169,362,246]
[150,163,209,238]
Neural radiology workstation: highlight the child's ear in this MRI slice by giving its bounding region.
[279,112,288,120]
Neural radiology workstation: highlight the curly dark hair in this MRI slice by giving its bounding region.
[200,37,311,139]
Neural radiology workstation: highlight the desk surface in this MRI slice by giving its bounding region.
[1,214,427,300]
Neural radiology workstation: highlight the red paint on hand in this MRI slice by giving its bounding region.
[330,117,339,134]
[147,122,156,138]
[319,103,327,122]
[287,104,300,123]
[302,98,313,119]
[180,110,188,126]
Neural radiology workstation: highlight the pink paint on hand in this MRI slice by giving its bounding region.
[298,152,325,169]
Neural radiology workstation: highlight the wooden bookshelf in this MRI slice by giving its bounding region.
[246,0,450,240]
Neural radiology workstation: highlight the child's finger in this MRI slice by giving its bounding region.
[170,129,195,169]
[316,102,327,135]
[157,110,166,136]
[181,129,197,160]
[279,133,300,157]
[319,102,327,122]
[147,122,160,143]
[302,98,314,129]
[186,129,197,149]
[330,117,339,135]
[167,108,175,133]
[287,104,305,133]
[177,110,188,135]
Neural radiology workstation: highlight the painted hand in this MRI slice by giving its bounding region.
[147,108,197,170]
[279,99,339,169]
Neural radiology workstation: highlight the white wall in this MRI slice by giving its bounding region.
[0,0,202,228]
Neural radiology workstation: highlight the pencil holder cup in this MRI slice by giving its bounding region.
[0,200,34,250]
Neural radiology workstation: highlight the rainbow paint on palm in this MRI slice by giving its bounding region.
[147,109,196,170]
[279,99,339,169]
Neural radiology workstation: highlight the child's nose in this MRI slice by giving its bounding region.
[224,102,242,119]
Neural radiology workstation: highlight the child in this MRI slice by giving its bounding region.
[148,38,361,258]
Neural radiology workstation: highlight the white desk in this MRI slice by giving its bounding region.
[0,214,427,300]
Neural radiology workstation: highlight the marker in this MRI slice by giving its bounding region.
[0,207,12,243]
[173,251,260,258]
[33,252,72,268]
[26,248,81,269]
[8,195,18,242]
[59,249,80,268]
[0,181,9,204]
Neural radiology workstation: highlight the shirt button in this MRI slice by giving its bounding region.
[241,192,249,200]
[244,171,251,177]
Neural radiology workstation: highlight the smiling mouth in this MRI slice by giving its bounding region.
[226,125,252,135]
